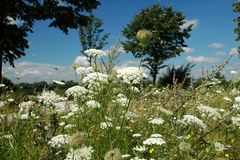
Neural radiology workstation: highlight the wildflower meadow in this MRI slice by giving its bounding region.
[1,48,240,160]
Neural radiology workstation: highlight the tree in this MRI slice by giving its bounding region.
[79,15,110,66]
[158,63,194,88]
[0,0,100,84]
[233,2,240,42]
[122,4,192,84]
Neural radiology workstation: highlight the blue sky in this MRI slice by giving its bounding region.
[3,0,240,82]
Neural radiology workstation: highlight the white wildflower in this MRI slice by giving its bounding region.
[64,124,76,130]
[85,100,101,109]
[65,146,94,160]
[0,84,5,87]
[181,115,207,130]
[117,67,147,84]
[133,145,147,152]
[76,67,94,75]
[84,49,105,57]
[65,86,89,98]
[125,111,138,122]
[231,88,239,95]
[223,97,232,102]
[18,101,35,113]
[122,154,131,158]
[132,133,141,137]
[37,91,66,107]
[115,94,129,107]
[48,134,69,148]
[148,117,165,125]
[8,98,14,102]
[231,116,240,127]
[100,122,113,129]
[0,101,6,108]
[143,134,165,146]
[82,72,108,89]
[214,142,226,152]
[130,157,146,160]
[235,96,240,103]
[197,104,221,120]
[20,114,28,120]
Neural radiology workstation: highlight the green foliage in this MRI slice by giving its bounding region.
[79,15,110,66]
[233,2,240,42]
[158,63,194,88]
[0,0,100,83]
[122,4,192,84]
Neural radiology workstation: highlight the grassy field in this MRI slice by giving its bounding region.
[0,66,240,160]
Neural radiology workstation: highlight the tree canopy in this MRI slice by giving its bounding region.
[233,2,240,42]
[0,0,100,83]
[122,4,192,84]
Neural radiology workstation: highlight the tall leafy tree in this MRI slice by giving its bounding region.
[0,0,100,84]
[122,4,192,84]
[233,2,240,42]
[79,15,110,66]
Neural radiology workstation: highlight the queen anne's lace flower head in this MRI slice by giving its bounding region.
[148,117,165,125]
[65,86,89,98]
[117,67,148,84]
[37,91,66,107]
[82,72,108,89]
[85,100,101,109]
[84,49,105,57]
[197,104,221,120]
[65,146,94,160]
[181,115,207,130]
[143,134,165,146]
[76,67,94,75]
[48,134,69,148]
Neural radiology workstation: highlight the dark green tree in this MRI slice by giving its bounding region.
[233,2,240,54]
[122,4,192,84]
[79,15,110,66]
[158,63,194,88]
[233,2,240,42]
[0,0,100,84]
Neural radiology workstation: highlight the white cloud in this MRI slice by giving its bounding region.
[208,43,225,49]
[182,47,195,53]
[181,19,198,29]
[73,56,89,67]
[215,51,226,56]
[186,56,220,63]
[228,47,239,56]
[3,61,76,83]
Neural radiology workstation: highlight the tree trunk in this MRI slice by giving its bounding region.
[0,52,2,84]
[0,20,3,95]
[152,64,158,85]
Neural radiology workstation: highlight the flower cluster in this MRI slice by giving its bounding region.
[143,134,165,146]
[148,117,165,125]
[181,115,207,130]
[65,86,89,99]
[117,67,148,84]
[82,72,108,89]
[197,104,221,120]
[37,91,66,107]
[76,67,94,75]
[84,49,105,57]
[48,134,69,148]
[65,146,94,160]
